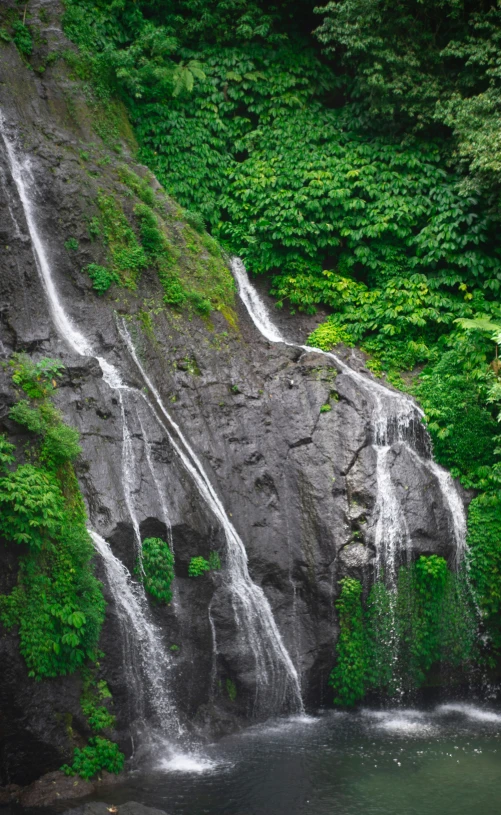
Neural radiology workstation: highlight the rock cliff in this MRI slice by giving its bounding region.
[0,2,464,786]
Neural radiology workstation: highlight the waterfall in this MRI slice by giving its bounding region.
[231,257,468,580]
[119,322,303,716]
[0,112,183,747]
[89,530,182,741]
[0,111,302,722]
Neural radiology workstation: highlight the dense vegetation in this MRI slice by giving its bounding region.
[0,355,124,778]
[141,536,175,603]
[330,557,477,706]
[0,356,105,679]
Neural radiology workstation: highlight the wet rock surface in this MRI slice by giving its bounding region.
[0,8,467,787]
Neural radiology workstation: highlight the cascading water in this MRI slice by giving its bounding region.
[89,530,183,741]
[232,257,472,685]
[0,111,184,750]
[0,111,302,724]
[119,321,303,716]
[231,257,468,574]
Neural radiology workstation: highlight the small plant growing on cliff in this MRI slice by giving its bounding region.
[329,578,367,706]
[12,21,33,57]
[65,238,79,252]
[61,737,124,780]
[10,354,64,399]
[85,263,120,295]
[141,537,175,604]
[0,435,15,472]
[188,556,210,577]
[208,551,221,570]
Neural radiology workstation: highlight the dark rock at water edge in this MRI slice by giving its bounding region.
[64,803,168,815]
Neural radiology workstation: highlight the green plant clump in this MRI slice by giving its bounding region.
[141,537,175,604]
[85,263,120,295]
[188,556,211,578]
[61,737,124,780]
[12,21,33,57]
[0,355,105,679]
[328,578,366,706]
[329,557,477,706]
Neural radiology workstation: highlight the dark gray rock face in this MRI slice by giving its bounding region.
[0,9,467,786]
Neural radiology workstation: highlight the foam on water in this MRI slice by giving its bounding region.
[361,709,436,735]
[436,704,501,724]
[156,753,222,774]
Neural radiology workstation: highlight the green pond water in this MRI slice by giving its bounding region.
[56,702,501,815]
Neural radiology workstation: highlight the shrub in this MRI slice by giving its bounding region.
[61,737,124,780]
[12,22,33,57]
[328,578,366,706]
[188,556,211,577]
[141,537,175,604]
[85,263,120,295]
[11,354,64,400]
[0,356,106,679]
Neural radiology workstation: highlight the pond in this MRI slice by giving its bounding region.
[78,702,501,815]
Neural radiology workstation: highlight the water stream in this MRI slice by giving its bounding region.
[0,113,302,737]
[231,257,468,578]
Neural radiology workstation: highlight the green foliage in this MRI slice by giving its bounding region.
[329,578,366,706]
[0,464,66,550]
[61,737,124,780]
[330,558,477,705]
[10,401,82,468]
[467,495,501,652]
[141,537,175,604]
[97,192,148,288]
[79,667,115,733]
[118,166,156,206]
[65,238,79,252]
[11,354,64,400]
[188,556,211,577]
[85,263,120,295]
[0,356,105,679]
[309,323,353,351]
[0,435,15,472]
[12,21,33,57]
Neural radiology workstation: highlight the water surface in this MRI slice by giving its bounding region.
[84,704,501,815]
